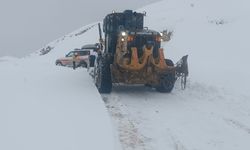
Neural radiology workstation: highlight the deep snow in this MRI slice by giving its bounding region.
[141,0,250,94]
[1,0,250,149]
[0,25,118,150]
[103,0,250,149]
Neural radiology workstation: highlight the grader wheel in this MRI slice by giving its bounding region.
[156,59,176,93]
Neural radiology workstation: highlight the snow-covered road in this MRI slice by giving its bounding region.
[103,81,250,150]
[2,0,250,149]
[101,0,250,149]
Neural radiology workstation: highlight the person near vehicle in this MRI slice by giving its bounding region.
[89,49,98,67]
[72,52,78,70]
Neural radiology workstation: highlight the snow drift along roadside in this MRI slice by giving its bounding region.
[0,25,118,150]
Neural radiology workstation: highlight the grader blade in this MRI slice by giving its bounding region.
[176,55,189,89]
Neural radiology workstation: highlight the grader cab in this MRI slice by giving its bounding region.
[94,10,188,93]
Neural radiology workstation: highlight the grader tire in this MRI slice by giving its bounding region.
[96,57,112,93]
[156,59,176,93]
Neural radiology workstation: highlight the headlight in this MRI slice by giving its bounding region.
[121,38,125,42]
[160,32,163,36]
[121,31,127,37]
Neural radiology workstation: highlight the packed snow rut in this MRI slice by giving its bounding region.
[101,81,250,150]
[102,94,151,150]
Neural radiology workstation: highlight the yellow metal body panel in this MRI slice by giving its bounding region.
[111,37,176,85]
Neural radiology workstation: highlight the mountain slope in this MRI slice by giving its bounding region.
[140,0,250,93]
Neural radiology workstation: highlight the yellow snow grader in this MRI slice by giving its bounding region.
[94,10,188,93]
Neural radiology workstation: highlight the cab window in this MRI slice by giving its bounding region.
[78,50,90,56]
[66,51,74,57]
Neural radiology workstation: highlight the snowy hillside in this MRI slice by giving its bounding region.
[1,0,250,150]
[140,0,250,93]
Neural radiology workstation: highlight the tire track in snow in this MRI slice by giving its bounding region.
[102,94,152,150]
[224,119,250,134]
[100,82,250,150]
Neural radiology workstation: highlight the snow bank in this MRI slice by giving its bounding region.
[0,25,117,150]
